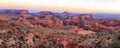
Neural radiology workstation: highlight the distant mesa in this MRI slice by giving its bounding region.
[0,10,29,15]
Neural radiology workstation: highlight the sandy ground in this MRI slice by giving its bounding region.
[77,30,95,35]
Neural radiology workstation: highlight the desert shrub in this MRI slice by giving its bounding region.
[55,26,77,31]
[38,45,46,48]
[111,41,120,48]
[23,26,34,32]
[56,45,63,48]
[106,30,113,34]
[117,35,120,40]
[34,35,40,39]
[94,41,103,48]
[33,35,41,41]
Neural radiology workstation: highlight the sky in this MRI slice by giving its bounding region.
[0,0,120,13]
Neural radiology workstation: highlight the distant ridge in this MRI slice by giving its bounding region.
[0,9,120,19]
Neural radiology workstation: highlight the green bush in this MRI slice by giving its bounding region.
[111,41,120,48]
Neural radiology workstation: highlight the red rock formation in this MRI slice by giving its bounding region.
[10,15,32,27]
[1,11,120,32]
[80,14,93,20]
[20,10,29,15]
[63,14,93,26]
[100,20,120,27]
[63,20,79,26]
[31,14,63,28]
[67,14,93,20]
[0,16,9,22]
[78,20,120,32]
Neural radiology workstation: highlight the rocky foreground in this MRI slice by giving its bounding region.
[0,10,120,48]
